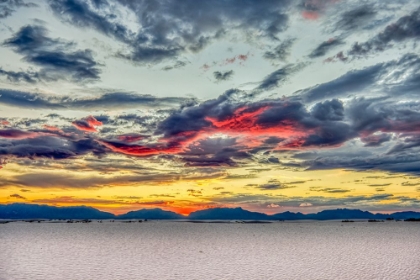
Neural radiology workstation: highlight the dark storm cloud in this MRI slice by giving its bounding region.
[157,92,361,154]
[48,0,292,63]
[2,63,420,173]
[181,137,250,167]
[309,53,420,102]
[380,54,420,97]
[302,121,355,147]
[302,63,384,102]
[311,99,344,121]
[0,131,108,160]
[213,70,234,82]
[49,0,133,44]
[0,0,36,19]
[361,133,392,147]
[156,89,237,138]
[304,153,420,175]
[0,89,195,109]
[348,8,420,57]
[182,148,250,167]
[3,25,100,82]
[309,38,344,58]
[285,99,420,174]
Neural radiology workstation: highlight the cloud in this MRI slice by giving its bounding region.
[310,187,351,193]
[0,135,107,160]
[401,181,420,187]
[309,38,344,58]
[2,63,420,176]
[3,25,101,82]
[117,134,145,143]
[30,196,172,206]
[267,203,280,208]
[49,0,292,63]
[306,53,420,102]
[0,89,195,110]
[72,116,102,132]
[301,63,384,102]
[9,193,26,200]
[334,5,376,31]
[213,70,234,82]
[347,8,420,57]
[162,61,188,71]
[0,129,40,139]
[361,133,392,147]
[368,183,391,187]
[299,202,313,207]
[181,137,250,167]
[0,68,39,83]
[257,179,296,190]
[256,63,306,91]
[0,168,226,189]
[300,0,339,20]
[264,39,295,62]
[210,192,398,208]
[187,189,202,197]
[311,99,344,121]
[304,152,420,175]
[0,0,36,19]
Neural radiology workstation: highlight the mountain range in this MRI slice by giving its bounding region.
[1,203,420,220]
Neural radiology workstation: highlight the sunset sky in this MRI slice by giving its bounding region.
[0,0,420,215]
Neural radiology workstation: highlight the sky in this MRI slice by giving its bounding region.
[0,0,420,215]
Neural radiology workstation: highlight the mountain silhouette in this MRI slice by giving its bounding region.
[189,207,270,220]
[118,208,183,219]
[1,204,420,220]
[0,203,114,220]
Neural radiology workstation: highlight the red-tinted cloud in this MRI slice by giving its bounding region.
[302,11,319,20]
[99,140,181,157]
[204,105,306,140]
[301,0,339,20]
[0,129,40,139]
[72,116,102,132]
[324,51,348,63]
[43,125,62,132]
[1,120,10,126]
[201,53,250,70]
[238,54,248,61]
[117,134,145,143]
[222,54,249,65]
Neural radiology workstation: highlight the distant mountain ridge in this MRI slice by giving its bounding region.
[0,203,114,220]
[1,203,420,220]
[118,208,183,219]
